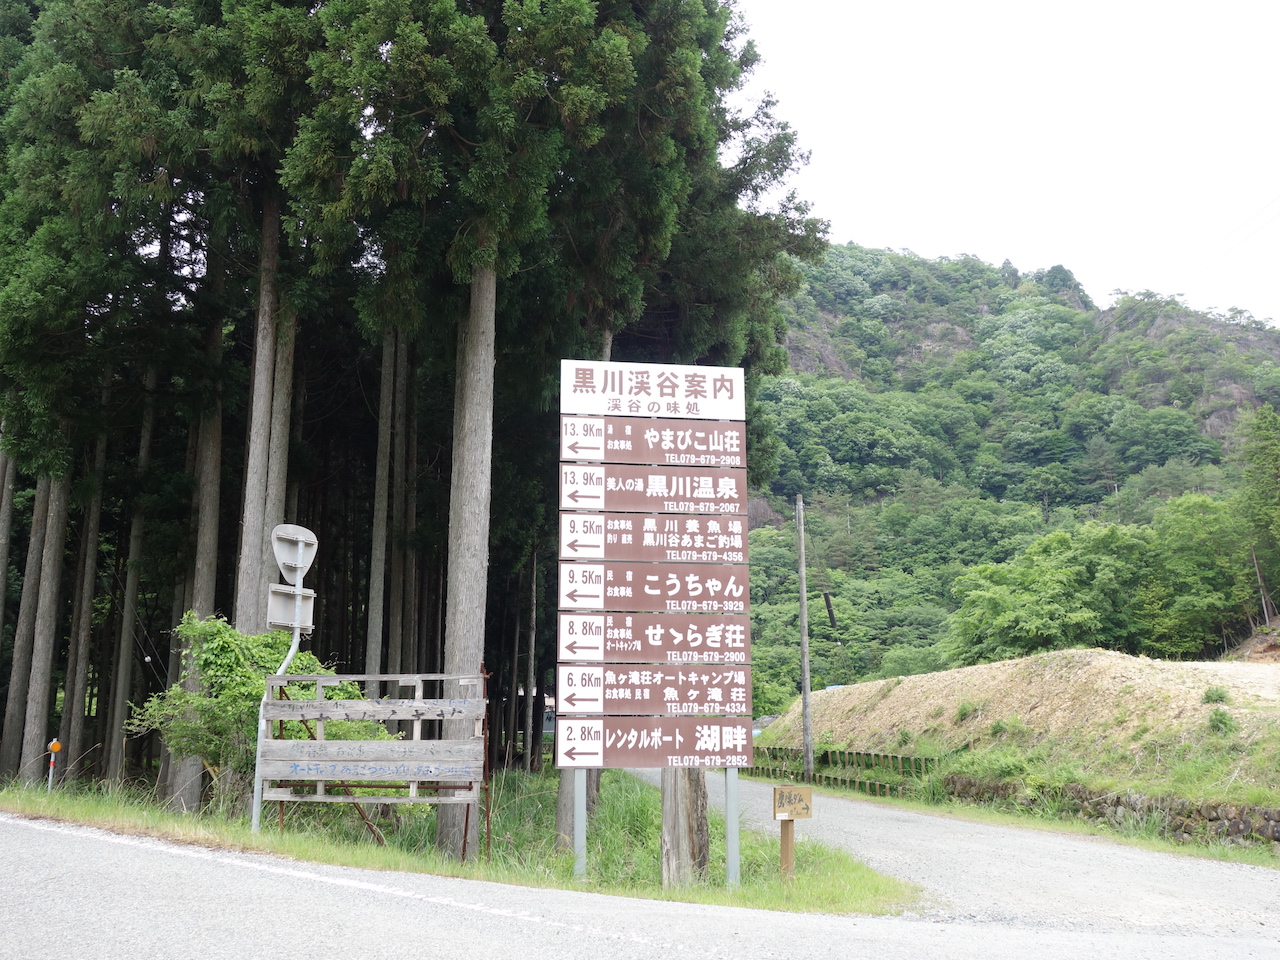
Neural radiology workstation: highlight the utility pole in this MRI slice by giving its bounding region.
[796,494,813,783]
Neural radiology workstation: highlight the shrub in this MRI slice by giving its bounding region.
[1206,708,1237,735]
[1202,686,1229,705]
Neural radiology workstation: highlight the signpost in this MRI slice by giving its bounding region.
[557,612,751,663]
[555,717,753,768]
[556,359,752,886]
[559,463,747,514]
[558,512,745,563]
[773,785,813,880]
[558,561,748,613]
[555,663,751,715]
[250,526,489,851]
[560,416,746,467]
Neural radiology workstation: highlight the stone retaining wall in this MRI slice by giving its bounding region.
[944,775,1280,846]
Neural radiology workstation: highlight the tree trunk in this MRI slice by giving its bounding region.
[505,569,522,766]
[233,192,281,635]
[388,327,408,676]
[169,402,223,809]
[404,374,420,672]
[524,549,537,773]
[660,768,709,887]
[264,301,296,533]
[0,446,17,640]
[19,472,72,783]
[0,473,50,777]
[364,327,395,692]
[437,263,497,859]
[106,368,158,781]
[63,427,108,780]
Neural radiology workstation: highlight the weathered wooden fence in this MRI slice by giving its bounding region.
[255,672,488,851]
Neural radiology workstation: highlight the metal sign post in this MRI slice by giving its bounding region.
[251,524,318,834]
[556,360,752,887]
[46,739,60,792]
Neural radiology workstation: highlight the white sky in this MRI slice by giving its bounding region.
[731,0,1280,322]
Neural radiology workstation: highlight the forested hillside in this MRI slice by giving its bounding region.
[748,243,1280,715]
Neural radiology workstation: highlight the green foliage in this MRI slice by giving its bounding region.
[747,242,1280,704]
[129,614,384,808]
[1206,708,1237,736]
[1202,686,1229,705]
[944,523,1151,664]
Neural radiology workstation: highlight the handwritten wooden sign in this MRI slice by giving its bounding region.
[773,785,813,821]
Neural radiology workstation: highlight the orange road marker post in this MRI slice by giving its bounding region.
[46,739,60,791]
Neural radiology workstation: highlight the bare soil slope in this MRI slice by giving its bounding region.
[763,649,1280,752]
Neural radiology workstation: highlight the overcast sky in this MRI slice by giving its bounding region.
[731,0,1280,322]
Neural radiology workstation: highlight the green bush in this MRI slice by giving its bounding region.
[1206,708,1237,735]
[129,614,386,811]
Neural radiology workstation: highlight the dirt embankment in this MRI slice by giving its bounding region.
[763,648,1280,752]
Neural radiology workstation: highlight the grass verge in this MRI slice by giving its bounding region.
[0,769,918,915]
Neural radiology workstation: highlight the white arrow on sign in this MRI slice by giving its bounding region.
[556,665,604,713]
[560,416,606,460]
[555,718,604,768]
[560,465,605,509]
[558,563,605,610]
[558,614,605,661]
[559,513,604,559]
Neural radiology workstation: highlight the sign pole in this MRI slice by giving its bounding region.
[573,767,587,878]
[726,767,740,887]
[252,524,318,834]
[46,739,60,792]
[797,494,813,783]
[780,819,795,880]
[773,785,812,882]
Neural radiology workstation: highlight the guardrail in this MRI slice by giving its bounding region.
[749,745,937,799]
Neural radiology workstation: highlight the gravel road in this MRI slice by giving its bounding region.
[3,783,1279,960]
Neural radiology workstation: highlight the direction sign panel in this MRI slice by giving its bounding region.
[559,463,747,514]
[556,716,752,768]
[560,359,745,421]
[556,663,751,716]
[559,512,745,563]
[560,416,746,468]
[558,612,751,663]
[559,561,747,613]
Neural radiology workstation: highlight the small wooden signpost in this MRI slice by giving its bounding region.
[773,785,813,880]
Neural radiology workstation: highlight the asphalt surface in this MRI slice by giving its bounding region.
[2,781,1279,960]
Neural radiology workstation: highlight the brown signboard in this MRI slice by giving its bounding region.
[555,716,752,769]
[559,561,747,614]
[560,360,745,421]
[560,416,746,469]
[556,663,751,717]
[773,786,813,820]
[558,612,751,664]
[559,463,747,515]
[559,512,745,563]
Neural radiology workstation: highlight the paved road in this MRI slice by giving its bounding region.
[2,788,1278,960]
[694,771,1280,937]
